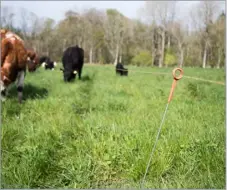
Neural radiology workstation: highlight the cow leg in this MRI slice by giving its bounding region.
[0,77,10,102]
[71,73,76,80]
[0,83,7,102]
[78,68,82,80]
[16,70,25,103]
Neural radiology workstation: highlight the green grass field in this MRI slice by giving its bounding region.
[1,64,225,188]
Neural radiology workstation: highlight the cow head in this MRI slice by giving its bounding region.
[60,68,77,82]
[27,50,40,72]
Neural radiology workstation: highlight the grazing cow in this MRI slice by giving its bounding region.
[61,45,84,82]
[116,63,128,76]
[39,56,56,70]
[26,49,41,72]
[0,29,39,103]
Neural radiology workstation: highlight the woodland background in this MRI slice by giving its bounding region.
[1,1,226,68]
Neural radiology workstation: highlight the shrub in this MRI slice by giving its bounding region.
[131,50,153,66]
[164,49,177,66]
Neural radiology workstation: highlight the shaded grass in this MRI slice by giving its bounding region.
[8,83,48,100]
[1,65,225,188]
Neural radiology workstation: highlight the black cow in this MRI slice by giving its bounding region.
[116,63,128,76]
[40,56,56,70]
[61,45,84,82]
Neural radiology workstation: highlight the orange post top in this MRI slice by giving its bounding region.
[168,68,183,103]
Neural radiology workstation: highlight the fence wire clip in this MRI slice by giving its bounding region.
[168,68,184,103]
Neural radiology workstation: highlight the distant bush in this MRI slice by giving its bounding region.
[131,50,153,66]
[184,56,201,67]
[164,49,177,66]
[121,53,134,65]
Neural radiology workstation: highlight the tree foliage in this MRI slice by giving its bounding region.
[132,50,153,66]
[1,2,225,68]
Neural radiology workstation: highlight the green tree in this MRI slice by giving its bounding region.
[131,50,153,66]
[164,48,177,66]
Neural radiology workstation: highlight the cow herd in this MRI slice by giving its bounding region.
[0,29,128,104]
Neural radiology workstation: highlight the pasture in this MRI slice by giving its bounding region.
[1,65,225,188]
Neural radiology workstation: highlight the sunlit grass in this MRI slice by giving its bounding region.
[1,64,225,188]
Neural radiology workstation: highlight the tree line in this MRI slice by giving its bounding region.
[1,1,225,68]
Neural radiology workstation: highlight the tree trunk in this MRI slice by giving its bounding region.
[46,38,49,56]
[151,29,155,66]
[94,49,97,64]
[62,39,66,52]
[185,46,188,59]
[179,48,184,68]
[47,46,49,56]
[119,54,122,63]
[202,42,207,68]
[151,50,155,67]
[167,35,170,49]
[144,34,147,50]
[98,48,102,64]
[78,39,82,47]
[217,48,221,69]
[159,30,165,68]
[114,43,119,66]
[89,48,93,64]
[37,40,40,54]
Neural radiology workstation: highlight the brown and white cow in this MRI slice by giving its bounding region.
[26,48,41,72]
[0,29,40,103]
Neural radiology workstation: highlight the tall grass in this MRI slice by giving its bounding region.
[1,65,225,188]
